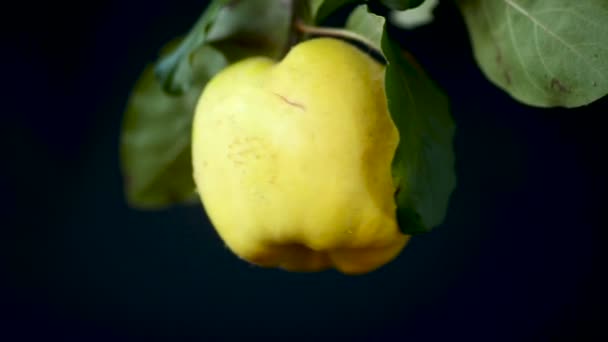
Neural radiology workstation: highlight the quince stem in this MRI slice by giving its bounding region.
[294,19,386,63]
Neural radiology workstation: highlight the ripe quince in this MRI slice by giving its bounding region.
[192,38,409,274]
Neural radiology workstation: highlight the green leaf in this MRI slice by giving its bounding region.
[156,0,293,95]
[379,0,425,11]
[121,44,228,209]
[346,4,385,48]
[312,0,364,24]
[389,0,438,30]
[383,34,456,234]
[457,0,608,108]
[154,0,227,95]
[205,0,293,61]
[347,5,455,234]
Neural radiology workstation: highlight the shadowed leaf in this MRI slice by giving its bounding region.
[121,45,227,209]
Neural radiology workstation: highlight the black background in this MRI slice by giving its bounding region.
[2,1,606,341]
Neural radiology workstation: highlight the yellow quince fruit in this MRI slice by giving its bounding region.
[192,37,409,275]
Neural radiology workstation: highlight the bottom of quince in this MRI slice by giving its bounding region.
[238,236,410,275]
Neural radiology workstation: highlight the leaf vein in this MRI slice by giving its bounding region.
[532,7,607,29]
[504,0,606,82]
[504,1,549,96]
[533,23,554,91]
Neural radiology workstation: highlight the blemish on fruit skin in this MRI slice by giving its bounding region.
[227,137,277,177]
[272,92,306,111]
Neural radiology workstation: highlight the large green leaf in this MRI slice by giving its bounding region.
[383,33,456,234]
[156,0,292,95]
[121,45,228,209]
[457,0,608,108]
[346,6,456,234]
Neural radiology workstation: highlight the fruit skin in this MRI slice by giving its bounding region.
[192,37,409,275]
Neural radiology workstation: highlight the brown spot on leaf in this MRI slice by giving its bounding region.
[495,49,512,85]
[550,78,571,94]
[504,70,512,85]
[496,51,503,65]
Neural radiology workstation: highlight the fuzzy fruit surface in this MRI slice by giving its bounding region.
[192,38,409,274]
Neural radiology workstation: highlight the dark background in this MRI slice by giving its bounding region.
[2,0,606,340]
